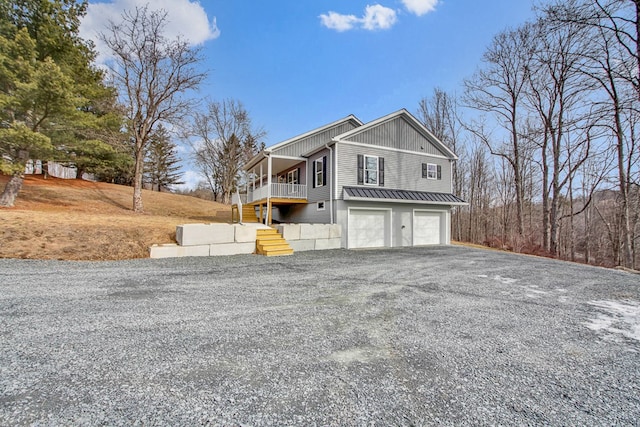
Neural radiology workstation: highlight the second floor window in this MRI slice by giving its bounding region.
[422,163,441,180]
[313,156,326,188]
[365,155,378,185]
[357,154,385,187]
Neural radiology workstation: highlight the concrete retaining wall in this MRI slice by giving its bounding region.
[275,224,342,252]
[151,224,264,259]
[150,223,343,258]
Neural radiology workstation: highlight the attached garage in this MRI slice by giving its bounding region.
[348,208,391,249]
[341,187,466,249]
[413,210,444,245]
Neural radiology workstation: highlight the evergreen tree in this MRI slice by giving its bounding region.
[144,125,184,192]
[0,0,124,206]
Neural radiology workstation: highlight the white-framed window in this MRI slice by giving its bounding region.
[423,163,439,180]
[317,201,325,211]
[287,169,299,195]
[287,169,298,185]
[357,154,384,187]
[364,155,378,185]
[315,157,324,187]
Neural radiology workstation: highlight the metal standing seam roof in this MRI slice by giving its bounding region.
[343,186,467,204]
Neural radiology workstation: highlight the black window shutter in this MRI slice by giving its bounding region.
[357,154,364,185]
[422,163,428,178]
[312,161,316,188]
[437,165,442,180]
[379,157,384,187]
[322,156,327,186]
[296,167,300,183]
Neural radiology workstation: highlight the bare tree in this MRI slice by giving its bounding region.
[101,6,206,212]
[544,0,640,267]
[418,88,466,240]
[463,24,536,238]
[523,16,596,255]
[191,99,265,204]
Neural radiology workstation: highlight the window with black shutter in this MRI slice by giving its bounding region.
[313,157,326,188]
[425,163,439,180]
[322,156,327,186]
[359,155,384,186]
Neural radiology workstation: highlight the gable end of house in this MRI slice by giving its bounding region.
[333,109,457,159]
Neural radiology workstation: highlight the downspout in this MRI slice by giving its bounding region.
[325,143,334,224]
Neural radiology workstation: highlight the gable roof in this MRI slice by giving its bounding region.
[332,109,458,160]
[268,114,363,153]
[244,114,363,170]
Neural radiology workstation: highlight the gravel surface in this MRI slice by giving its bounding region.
[1,246,639,426]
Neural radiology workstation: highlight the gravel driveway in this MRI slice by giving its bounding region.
[1,246,639,425]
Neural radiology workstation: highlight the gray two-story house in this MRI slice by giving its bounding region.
[241,109,466,249]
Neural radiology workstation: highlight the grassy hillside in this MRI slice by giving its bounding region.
[0,175,231,260]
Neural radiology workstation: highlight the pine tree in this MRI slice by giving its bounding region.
[144,125,184,192]
[0,0,124,206]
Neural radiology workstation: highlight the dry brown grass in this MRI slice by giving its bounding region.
[0,175,231,260]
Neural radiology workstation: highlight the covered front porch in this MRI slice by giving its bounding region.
[233,152,308,224]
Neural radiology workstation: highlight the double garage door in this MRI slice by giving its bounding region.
[348,208,444,249]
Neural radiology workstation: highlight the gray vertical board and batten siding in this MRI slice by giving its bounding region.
[341,116,445,157]
[271,121,359,158]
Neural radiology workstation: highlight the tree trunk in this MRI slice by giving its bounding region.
[0,173,25,207]
[584,201,591,264]
[133,145,145,213]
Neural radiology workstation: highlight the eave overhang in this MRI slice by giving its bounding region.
[343,186,468,206]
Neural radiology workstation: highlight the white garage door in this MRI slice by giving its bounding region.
[413,211,442,245]
[348,209,388,249]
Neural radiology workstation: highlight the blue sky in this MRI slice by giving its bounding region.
[81,0,537,188]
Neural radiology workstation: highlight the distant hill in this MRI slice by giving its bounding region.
[0,175,230,260]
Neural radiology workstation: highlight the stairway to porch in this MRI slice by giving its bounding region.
[256,228,293,256]
[232,204,260,223]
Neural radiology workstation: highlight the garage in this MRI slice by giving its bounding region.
[348,209,390,249]
[413,211,443,245]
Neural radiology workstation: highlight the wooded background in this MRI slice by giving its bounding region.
[1,0,638,269]
[417,0,640,269]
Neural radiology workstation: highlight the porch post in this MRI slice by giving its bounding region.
[267,155,272,225]
[267,156,272,197]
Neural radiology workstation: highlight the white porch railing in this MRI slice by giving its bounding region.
[247,183,307,203]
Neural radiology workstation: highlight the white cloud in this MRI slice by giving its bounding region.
[319,4,397,32]
[401,0,438,16]
[361,4,397,30]
[319,11,359,32]
[80,0,220,64]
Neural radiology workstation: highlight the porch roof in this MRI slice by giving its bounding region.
[343,186,467,206]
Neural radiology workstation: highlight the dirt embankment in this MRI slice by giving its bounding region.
[0,175,230,260]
